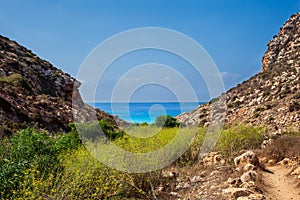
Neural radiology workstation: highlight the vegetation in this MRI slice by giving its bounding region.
[0,73,33,93]
[0,73,23,86]
[263,134,300,162]
[155,115,180,128]
[0,128,80,199]
[1,122,289,199]
[70,119,125,141]
[215,125,266,157]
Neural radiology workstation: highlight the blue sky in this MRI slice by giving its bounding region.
[0,0,299,102]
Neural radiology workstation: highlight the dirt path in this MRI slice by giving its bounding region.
[263,165,300,200]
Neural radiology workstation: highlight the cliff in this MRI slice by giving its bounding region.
[0,35,121,137]
[177,12,300,134]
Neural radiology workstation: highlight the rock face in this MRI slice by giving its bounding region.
[177,12,300,133]
[0,35,122,137]
[262,13,300,72]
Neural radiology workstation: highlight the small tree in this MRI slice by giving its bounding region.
[155,115,179,128]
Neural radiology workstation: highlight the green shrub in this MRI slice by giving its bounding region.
[73,120,125,141]
[0,73,23,86]
[0,124,270,199]
[99,119,125,140]
[0,128,56,198]
[0,128,81,199]
[215,125,266,157]
[155,115,179,128]
[26,146,159,199]
[54,130,81,153]
[0,73,33,93]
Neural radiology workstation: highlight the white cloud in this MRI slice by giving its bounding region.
[214,71,240,79]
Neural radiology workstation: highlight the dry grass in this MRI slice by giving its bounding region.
[263,135,300,162]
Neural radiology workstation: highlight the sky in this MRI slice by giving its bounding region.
[0,0,299,102]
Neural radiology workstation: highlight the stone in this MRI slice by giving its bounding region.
[240,170,257,183]
[240,181,255,189]
[268,159,275,166]
[291,167,300,175]
[278,158,293,166]
[223,188,253,198]
[176,182,190,190]
[162,171,177,178]
[0,35,126,137]
[237,194,266,200]
[190,176,204,183]
[234,151,259,168]
[243,164,256,172]
[169,192,180,197]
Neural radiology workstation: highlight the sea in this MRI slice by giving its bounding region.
[89,102,204,124]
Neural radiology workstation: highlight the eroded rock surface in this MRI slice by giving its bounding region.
[0,35,124,136]
[177,12,300,134]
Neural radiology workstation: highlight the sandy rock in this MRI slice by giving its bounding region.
[234,151,261,173]
[291,167,300,175]
[176,182,190,190]
[278,158,293,166]
[241,170,257,183]
[259,157,268,164]
[240,181,256,189]
[169,192,180,197]
[202,152,225,166]
[261,139,273,149]
[268,159,275,166]
[227,177,236,184]
[189,175,204,183]
[237,194,266,200]
[162,171,177,178]
[223,187,253,198]
[243,164,256,172]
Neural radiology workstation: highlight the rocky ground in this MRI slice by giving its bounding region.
[177,12,300,134]
[1,9,300,200]
[156,147,300,200]
[174,12,300,199]
[0,35,126,137]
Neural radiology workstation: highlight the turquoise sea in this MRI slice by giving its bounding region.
[89,102,204,124]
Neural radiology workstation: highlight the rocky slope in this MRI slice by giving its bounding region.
[0,35,122,137]
[177,12,300,134]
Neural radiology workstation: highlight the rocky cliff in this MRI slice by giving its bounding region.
[177,12,300,134]
[0,35,121,137]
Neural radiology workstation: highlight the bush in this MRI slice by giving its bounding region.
[0,73,23,86]
[155,115,179,128]
[263,135,300,162]
[215,125,266,157]
[0,73,33,93]
[0,128,81,199]
[73,120,125,141]
[99,119,125,140]
[0,124,271,199]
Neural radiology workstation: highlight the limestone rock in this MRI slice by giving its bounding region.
[237,194,266,200]
[291,167,300,175]
[0,35,126,136]
[240,170,258,183]
[278,158,293,166]
[177,12,300,133]
[223,187,253,198]
[234,151,259,169]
